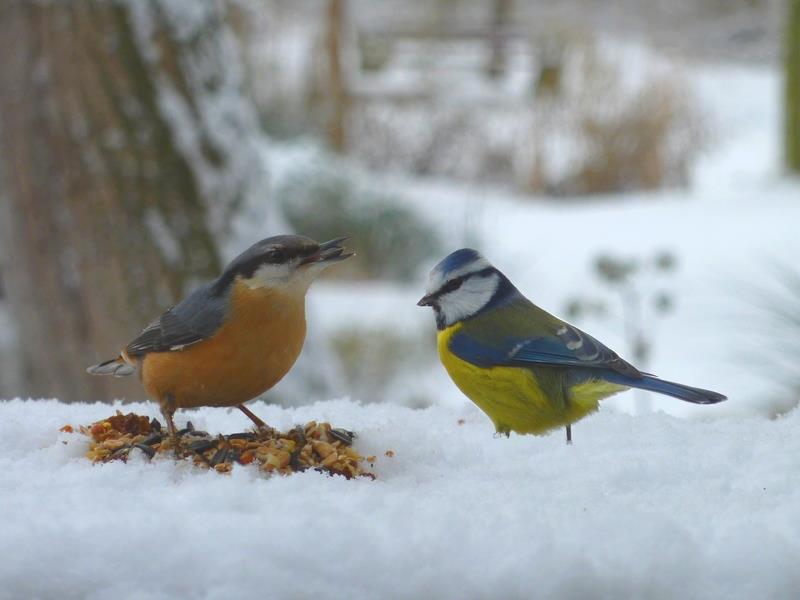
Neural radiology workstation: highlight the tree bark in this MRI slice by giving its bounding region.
[486,0,512,79]
[0,0,268,402]
[787,0,800,173]
[324,0,348,152]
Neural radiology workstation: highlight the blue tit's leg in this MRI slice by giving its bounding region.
[561,378,573,445]
[493,423,511,438]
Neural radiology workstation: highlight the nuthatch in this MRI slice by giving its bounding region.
[88,235,352,435]
[418,249,726,443]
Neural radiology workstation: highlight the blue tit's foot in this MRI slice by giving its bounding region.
[565,424,573,445]
[493,425,511,439]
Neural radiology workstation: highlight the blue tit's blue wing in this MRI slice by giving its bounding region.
[448,300,642,377]
[508,324,640,375]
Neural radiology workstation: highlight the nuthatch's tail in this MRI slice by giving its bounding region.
[86,355,136,377]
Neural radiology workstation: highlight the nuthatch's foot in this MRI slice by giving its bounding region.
[168,435,184,458]
[162,413,190,458]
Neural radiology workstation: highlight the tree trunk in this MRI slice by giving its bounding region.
[486,0,512,79]
[0,0,268,402]
[324,0,348,152]
[787,0,800,173]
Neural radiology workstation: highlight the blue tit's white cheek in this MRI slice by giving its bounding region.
[438,273,500,327]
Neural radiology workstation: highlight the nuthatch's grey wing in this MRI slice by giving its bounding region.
[125,283,227,357]
[448,301,642,378]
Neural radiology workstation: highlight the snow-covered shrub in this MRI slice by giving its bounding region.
[331,325,435,408]
[276,158,442,281]
[237,7,706,197]
[748,265,800,417]
[349,36,705,196]
[349,102,519,186]
[564,250,677,371]
[546,41,705,195]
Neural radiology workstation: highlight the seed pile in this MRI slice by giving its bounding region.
[72,411,376,479]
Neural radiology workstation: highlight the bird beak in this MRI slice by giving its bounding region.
[417,294,435,307]
[300,237,355,265]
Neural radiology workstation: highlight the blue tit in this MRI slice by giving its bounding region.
[417,249,726,442]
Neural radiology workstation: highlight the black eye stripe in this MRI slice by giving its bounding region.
[432,267,495,299]
[440,276,465,294]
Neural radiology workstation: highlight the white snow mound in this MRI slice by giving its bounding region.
[1,398,798,599]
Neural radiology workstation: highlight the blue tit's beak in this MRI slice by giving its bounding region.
[417,294,435,307]
[300,237,354,265]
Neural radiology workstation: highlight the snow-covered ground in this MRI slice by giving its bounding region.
[2,398,799,599]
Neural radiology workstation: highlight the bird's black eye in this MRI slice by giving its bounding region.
[270,249,286,263]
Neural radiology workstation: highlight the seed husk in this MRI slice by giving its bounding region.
[75,412,376,479]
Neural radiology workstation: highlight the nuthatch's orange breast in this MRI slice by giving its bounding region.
[141,281,307,409]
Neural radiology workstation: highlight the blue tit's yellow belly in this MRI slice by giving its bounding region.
[437,324,627,435]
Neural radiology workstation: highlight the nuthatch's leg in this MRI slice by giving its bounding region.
[162,411,177,437]
[237,404,270,432]
[565,424,573,445]
[161,393,177,435]
[160,394,181,455]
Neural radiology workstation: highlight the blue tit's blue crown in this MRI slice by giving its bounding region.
[427,249,494,294]
[436,248,484,277]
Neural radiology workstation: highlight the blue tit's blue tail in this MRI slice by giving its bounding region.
[602,372,726,405]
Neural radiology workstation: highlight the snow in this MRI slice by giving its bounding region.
[1,398,799,599]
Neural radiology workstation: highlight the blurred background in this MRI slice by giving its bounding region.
[0,0,798,419]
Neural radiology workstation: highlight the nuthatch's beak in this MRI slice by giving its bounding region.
[417,294,435,307]
[300,237,354,265]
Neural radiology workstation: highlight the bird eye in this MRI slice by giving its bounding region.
[440,276,464,295]
[270,249,286,263]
